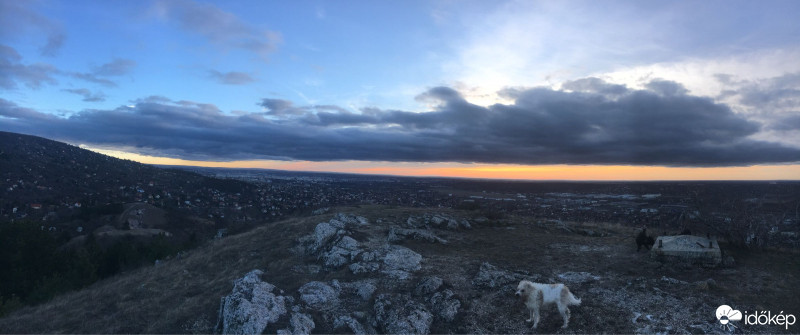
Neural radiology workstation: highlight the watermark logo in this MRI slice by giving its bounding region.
[716,305,796,331]
[716,305,742,331]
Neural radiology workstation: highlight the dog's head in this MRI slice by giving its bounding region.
[515,280,533,299]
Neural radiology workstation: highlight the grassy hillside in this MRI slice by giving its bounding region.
[0,206,797,334]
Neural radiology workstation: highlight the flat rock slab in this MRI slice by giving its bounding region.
[650,235,721,266]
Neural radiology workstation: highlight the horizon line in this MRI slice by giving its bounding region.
[74,144,800,182]
[153,163,800,183]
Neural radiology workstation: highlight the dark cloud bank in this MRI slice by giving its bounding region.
[1,78,799,166]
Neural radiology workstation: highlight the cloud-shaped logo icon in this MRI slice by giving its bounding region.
[716,305,742,331]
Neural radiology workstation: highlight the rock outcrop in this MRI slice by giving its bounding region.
[298,213,425,280]
[333,315,370,334]
[374,294,433,334]
[406,213,471,230]
[472,262,519,289]
[277,312,315,335]
[414,276,444,296]
[298,281,340,310]
[381,245,423,279]
[296,214,367,269]
[217,270,288,335]
[388,227,447,244]
[429,289,460,322]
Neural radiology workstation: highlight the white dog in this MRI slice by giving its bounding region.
[515,280,582,329]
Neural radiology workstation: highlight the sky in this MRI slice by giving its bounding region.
[1,0,799,180]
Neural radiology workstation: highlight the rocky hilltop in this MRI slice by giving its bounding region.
[1,206,797,334]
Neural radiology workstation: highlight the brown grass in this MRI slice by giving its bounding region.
[1,205,797,334]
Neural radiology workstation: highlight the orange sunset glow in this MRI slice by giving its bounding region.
[87,147,800,181]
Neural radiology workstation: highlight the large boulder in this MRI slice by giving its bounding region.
[429,289,460,322]
[297,214,366,269]
[298,281,340,310]
[414,276,443,296]
[307,221,338,254]
[277,313,315,335]
[340,279,378,301]
[374,294,433,334]
[321,235,361,268]
[472,262,518,288]
[217,270,287,335]
[333,315,369,335]
[382,245,423,280]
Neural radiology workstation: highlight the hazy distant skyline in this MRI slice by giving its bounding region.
[1,0,799,179]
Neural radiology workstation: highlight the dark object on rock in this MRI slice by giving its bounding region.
[722,255,736,267]
[679,229,692,235]
[636,228,655,251]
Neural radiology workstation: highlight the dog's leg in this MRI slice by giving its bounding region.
[559,305,571,329]
[532,290,543,329]
[526,309,533,323]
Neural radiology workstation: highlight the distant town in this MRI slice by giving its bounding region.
[2,130,798,251]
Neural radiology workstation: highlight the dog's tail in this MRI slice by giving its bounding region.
[568,292,582,306]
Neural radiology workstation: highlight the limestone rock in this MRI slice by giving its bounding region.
[388,227,447,244]
[406,213,471,230]
[414,276,443,296]
[299,281,339,310]
[349,261,381,275]
[321,235,361,268]
[374,294,433,334]
[217,270,287,335]
[297,214,369,269]
[472,262,517,288]
[341,280,378,301]
[308,221,338,254]
[429,289,460,322]
[333,315,368,335]
[382,245,422,280]
[277,313,315,335]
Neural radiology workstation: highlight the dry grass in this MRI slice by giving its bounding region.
[1,205,797,334]
[0,210,325,334]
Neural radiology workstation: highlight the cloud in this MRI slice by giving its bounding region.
[561,77,628,96]
[0,44,136,90]
[644,80,689,96]
[69,72,117,88]
[69,58,137,88]
[93,59,137,76]
[0,98,59,122]
[704,72,800,135]
[0,44,59,89]
[40,32,66,57]
[208,70,255,85]
[2,78,799,166]
[770,114,800,131]
[153,0,281,60]
[257,98,353,118]
[0,1,66,56]
[62,88,106,102]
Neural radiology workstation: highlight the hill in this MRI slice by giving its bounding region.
[0,206,797,334]
[0,131,276,315]
[0,131,264,227]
